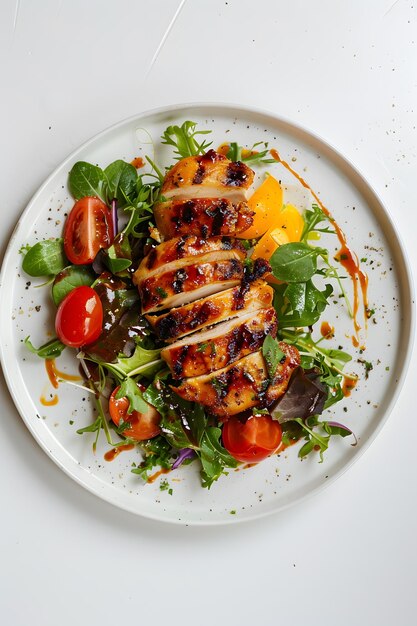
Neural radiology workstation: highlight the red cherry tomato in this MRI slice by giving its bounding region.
[222,414,282,463]
[109,385,161,441]
[63,196,113,265]
[55,286,103,347]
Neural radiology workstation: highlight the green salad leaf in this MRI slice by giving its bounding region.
[262,334,285,377]
[52,265,95,306]
[161,121,212,159]
[68,161,106,201]
[270,242,327,283]
[274,281,334,329]
[104,160,138,207]
[22,240,67,277]
[115,377,149,414]
[24,336,66,359]
[131,436,173,481]
[199,427,238,489]
[102,341,162,380]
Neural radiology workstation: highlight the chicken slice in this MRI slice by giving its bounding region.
[161,150,255,202]
[173,343,300,418]
[153,198,254,240]
[145,280,274,342]
[133,236,245,284]
[138,258,244,313]
[161,307,278,379]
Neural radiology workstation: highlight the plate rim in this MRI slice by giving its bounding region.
[0,102,415,525]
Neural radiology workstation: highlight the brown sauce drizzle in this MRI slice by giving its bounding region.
[320,321,335,339]
[270,149,369,343]
[40,394,59,406]
[104,443,135,462]
[351,335,360,348]
[147,467,170,483]
[131,157,145,169]
[342,377,358,397]
[45,359,81,389]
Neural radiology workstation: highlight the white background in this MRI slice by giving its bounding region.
[1,1,416,624]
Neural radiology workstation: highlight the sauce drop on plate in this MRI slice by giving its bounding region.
[40,394,59,406]
[147,467,170,483]
[104,444,135,462]
[45,359,81,389]
[320,321,335,339]
[342,377,358,397]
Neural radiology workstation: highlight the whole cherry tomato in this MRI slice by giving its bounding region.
[55,285,103,347]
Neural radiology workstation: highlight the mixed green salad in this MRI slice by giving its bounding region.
[21,121,361,488]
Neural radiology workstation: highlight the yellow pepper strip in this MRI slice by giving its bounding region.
[251,227,290,261]
[237,175,283,239]
[275,204,304,242]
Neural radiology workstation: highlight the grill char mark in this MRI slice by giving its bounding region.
[224,161,250,187]
[139,259,243,311]
[193,163,206,184]
[164,308,278,379]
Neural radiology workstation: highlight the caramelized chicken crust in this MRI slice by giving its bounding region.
[161,150,255,201]
[173,343,300,418]
[133,236,246,284]
[162,307,278,379]
[153,198,254,240]
[138,258,244,313]
[145,280,274,342]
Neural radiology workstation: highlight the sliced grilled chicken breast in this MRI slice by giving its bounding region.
[173,343,300,418]
[134,236,245,284]
[145,280,274,342]
[161,150,254,202]
[138,258,244,313]
[153,198,254,240]
[161,307,278,379]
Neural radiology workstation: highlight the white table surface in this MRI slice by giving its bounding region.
[1,1,416,624]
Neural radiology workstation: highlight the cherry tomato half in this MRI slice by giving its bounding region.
[222,414,282,463]
[63,196,113,265]
[55,285,103,347]
[109,385,161,441]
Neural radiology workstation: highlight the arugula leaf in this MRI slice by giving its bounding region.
[294,415,357,461]
[24,336,66,359]
[144,381,206,449]
[301,204,335,241]
[226,141,276,165]
[104,160,137,207]
[161,121,212,159]
[115,377,149,414]
[68,161,106,201]
[22,240,67,277]
[294,417,329,461]
[279,329,354,380]
[131,436,173,481]
[76,415,102,436]
[52,265,94,305]
[199,427,238,489]
[270,242,326,283]
[143,382,236,489]
[262,334,285,377]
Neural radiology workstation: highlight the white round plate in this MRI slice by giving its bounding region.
[0,104,414,525]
